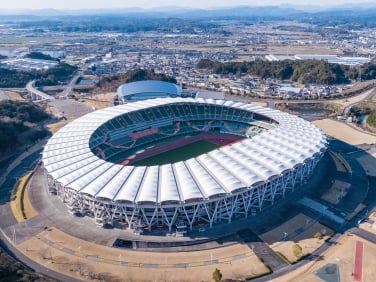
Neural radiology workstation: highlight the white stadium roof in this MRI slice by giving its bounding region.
[43,98,326,205]
[117,80,182,101]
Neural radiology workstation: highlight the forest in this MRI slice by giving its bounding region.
[0,63,76,88]
[25,51,59,62]
[196,59,376,85]
[95,68,177,92]
[0,100,50,153]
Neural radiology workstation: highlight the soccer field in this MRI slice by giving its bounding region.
[132,140,219,166]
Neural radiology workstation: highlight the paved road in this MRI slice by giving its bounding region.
[342,87,376,116]
[350,227,376,244]
[26,80,55,100]
[250,233,342,282]
[237,229,288,272]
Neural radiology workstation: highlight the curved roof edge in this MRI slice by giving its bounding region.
[117,80,182,101]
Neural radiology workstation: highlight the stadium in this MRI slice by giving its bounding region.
[117,80,182,103]
[42,98,327,234]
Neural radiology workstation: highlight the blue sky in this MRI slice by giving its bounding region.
[1,0,364,10]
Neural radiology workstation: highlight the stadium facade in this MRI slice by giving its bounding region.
[117,80,182,103]
[42,98,327,233]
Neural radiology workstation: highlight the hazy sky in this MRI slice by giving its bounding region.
[1,0,364,10]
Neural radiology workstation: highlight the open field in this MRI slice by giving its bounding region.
[83,92,116,110]
[313,119,376,145]
[3,90,27,100]
[174,44,340,56]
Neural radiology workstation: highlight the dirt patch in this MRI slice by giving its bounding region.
[3,90,27,100]
[313,119,376,145]
[83,92,116,110]
[46,120,70,134]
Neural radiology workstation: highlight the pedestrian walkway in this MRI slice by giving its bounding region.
[237,229,288,272]
[38,234,254,268]
[13,227,269,281]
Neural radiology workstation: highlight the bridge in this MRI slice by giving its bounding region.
[26,80,55,101]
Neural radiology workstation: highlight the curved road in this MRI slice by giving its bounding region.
[342,87,376,116]
[26,80,55,100]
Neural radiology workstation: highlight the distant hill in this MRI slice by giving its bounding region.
[95,69,177,93]
[0,3,376,18]
[197,59,376,85]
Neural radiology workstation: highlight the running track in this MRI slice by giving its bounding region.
[354,240,363,281]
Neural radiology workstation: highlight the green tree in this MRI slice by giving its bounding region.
[367,110,376,128]
[212,268,223,282]
[314,232,323,240]
[25,51,59,62]
[95,69,177,92]
[196,59,355,85]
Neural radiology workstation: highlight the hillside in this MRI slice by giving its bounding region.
[93,68,177,93]
[196,59,376,85]
[0,100,50,154]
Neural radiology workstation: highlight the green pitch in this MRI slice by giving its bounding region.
[133,140,219,166]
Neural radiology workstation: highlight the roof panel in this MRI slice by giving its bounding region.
[114,166,146,203]
[173,162,204,201]
[95,166,134,200]
[136,166,159,203]
[159,164,181,203]
[185,159,225,198]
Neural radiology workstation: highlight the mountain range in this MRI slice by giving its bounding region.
[0,3,375,20]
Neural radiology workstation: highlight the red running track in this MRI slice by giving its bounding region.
[353,241,363,281]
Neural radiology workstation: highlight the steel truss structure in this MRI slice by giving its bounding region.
[43,98,327,233]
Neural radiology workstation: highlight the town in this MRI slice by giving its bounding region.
[1,14,375,99]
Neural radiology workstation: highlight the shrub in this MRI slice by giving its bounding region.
[212,268,223,282]
[314,232,323,240]
[292,243,303,258]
